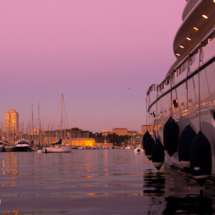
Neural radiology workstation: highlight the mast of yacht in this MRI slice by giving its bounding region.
[61,94,63,140]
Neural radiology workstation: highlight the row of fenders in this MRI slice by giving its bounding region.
[142,117,212,186]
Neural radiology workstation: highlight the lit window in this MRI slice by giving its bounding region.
[176,53,180,56]
[186,37,191,41]
[180,45,184,49]
[193,27,198,31]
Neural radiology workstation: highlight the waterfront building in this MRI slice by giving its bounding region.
[141,125,154,137]
[5,110,19,139]
[128,131,139,136]
[102,130,113,136]
[112,128,128,136]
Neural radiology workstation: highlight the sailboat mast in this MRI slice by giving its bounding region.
[32,104,34,141]
[61,94,63,140]
[38,103,40,146]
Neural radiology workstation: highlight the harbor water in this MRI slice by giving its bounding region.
[0,150,215,214]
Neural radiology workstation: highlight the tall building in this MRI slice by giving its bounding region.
[5,110,19,137]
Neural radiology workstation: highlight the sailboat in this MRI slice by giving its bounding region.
[42,94,71,153]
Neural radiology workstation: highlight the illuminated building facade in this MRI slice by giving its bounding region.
[141,125,154,137]
[5,110,19,137]
[128,131,139,136]
[102,130,113,136]
[112,128,128,136]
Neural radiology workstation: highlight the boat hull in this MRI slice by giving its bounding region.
[42,147,71,153]
[147,36,215,177]
[4,146,15,152]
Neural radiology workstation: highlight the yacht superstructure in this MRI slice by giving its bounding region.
[146,0,215,177]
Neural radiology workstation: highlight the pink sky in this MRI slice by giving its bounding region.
[0,0,186,132]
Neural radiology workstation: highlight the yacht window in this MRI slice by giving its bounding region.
[178,67,181,75]
[209,31,215,41]
[191,55,195,65]
[183,61,188,71]
[202,38,208,48]
[173,99,178,108]
[165,78,169,85]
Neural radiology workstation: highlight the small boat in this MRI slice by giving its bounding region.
[15,140,31,151]
[125,146,131,149]
[134,146,143,154]
[4,145,15,152]
[37,147,43,153]
[72,144,78,149]
[92,146,97,149]
[42,139,71,153]
[0,142,4,152]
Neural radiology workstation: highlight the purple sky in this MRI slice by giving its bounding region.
[0,0,186,133]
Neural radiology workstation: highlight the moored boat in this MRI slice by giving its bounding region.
[145,0,215,178]
[42,139,71,153]
[15,140,31,151]
[4,145,15,152]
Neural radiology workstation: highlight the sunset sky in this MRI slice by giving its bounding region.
[0,0,187,133]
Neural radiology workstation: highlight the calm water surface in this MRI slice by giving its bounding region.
[0,150,214,214]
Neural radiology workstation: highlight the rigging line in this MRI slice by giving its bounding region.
[198,47,203,131]
[202,49,213,106]
[156,86,159,138]
[63,99,69,129]
[146,97,148,127]
[170,75,173,120]
[186,57,191,125]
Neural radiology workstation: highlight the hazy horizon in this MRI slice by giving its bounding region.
[0,0,187,133]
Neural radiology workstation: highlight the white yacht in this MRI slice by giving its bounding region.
[146,0,215,179]
[15,140,31,151]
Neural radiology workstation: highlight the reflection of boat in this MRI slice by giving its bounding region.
[146,1,215,175]
[163,196,213,215]
[0,142,4,152]
[15,140,31,151]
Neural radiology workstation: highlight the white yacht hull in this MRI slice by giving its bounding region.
[147,35,215,177]
[42,146,71,153]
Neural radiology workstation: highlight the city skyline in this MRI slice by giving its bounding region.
[0,0,186,133]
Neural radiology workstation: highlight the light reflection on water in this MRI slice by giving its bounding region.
[0,150,214,214]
